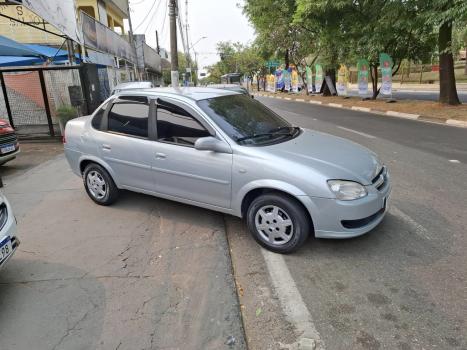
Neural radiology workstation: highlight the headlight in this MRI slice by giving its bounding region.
[327,180,367,201]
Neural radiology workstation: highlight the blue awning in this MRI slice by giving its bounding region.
[25,44,69,59]
[0,56,43,66]
[0,35,44,57]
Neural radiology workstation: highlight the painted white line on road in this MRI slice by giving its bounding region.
[261,248,325,349]
[295,98,305,102]
[284,97,292,100]
[309,100,322,105]
[390,206,432,241]
[351,106,372,112]
[328,103,343,108]
[337,126,376,139]
[449,159,460,163]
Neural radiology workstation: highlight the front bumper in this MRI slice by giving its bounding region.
[302,177,391,239]
[0,198,20,270]
[0,147,20,165]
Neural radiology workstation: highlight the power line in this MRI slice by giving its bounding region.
[134,0,159,31]
[142,0,163,35]
[160,0,169,47]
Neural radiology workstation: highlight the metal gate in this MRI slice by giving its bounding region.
[0,66,82,137]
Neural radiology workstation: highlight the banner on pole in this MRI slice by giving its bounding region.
[283,69,291,92]
[315,64,323,93]
[291,69,299,93]
[357,59,370,96]
[306,66,313,93]
[336,64,348,96]
[379,53,393,96]
[275,68,284,90]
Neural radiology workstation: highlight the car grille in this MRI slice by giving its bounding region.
[0,133,18,148]
[0,203,7,231]
[372,166,387,191]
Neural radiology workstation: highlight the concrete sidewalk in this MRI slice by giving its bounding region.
[0,155,246,350]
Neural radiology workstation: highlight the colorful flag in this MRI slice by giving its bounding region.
[291,69,299,93]
[379,53,393,96]
[357,59,370,96]
[337,65,349,96]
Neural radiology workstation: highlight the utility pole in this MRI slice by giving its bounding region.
[127,3,139,81]
[156,30,160,55]
[185,0,191,84]
[169,0,179,87]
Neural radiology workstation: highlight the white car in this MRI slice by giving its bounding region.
[0,178,20,269]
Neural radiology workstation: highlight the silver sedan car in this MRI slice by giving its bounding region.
[64,88,391,253]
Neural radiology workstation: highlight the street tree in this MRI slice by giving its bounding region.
[424,0,467,104]
[295,0,436,99]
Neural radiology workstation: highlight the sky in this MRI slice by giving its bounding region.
[129,0,256,70]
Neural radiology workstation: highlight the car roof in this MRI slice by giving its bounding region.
[115,87,240,101]
[113,81,153,90]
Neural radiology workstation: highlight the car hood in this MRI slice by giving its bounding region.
[263,129,381,185]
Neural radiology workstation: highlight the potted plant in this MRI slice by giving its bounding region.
[56,105,77,135]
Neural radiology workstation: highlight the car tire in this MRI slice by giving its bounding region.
[246,193,311,254]
[83,163,119,206]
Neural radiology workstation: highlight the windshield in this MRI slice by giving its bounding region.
[197,94,297,145]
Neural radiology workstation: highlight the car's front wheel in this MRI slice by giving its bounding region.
[246,193,311,254]
[83,163,119,205]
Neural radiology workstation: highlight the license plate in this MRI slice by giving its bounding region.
[1,144,15,154]
[0,237,13,263]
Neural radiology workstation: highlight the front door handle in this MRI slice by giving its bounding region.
[155,152,167,159]
[102,144,111,151]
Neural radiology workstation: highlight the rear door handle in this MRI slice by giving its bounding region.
[102,144,111,151]
[155,152,167,159]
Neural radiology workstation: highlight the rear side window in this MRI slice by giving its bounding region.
[108,99,149,138]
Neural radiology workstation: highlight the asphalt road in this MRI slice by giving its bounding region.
[228,97,467,349]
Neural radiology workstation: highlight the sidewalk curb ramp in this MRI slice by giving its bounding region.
[254,93,467,129]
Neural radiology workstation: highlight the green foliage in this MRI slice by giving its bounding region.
[56,105,77,125]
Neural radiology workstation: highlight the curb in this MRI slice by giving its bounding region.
[253,93,467,128]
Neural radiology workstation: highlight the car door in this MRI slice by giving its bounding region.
[153,98,233,209]
[92,95,157,191]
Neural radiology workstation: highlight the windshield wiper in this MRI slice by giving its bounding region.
[236,126,299,142]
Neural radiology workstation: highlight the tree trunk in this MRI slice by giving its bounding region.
[322,68,336,96]
[285,49,290,70]
[438,20,460,105]
[464,42,467,74]
[257,75,261,91]
[300,71,309,95]
[370,64,379,99]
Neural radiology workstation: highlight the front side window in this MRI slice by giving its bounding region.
[108,99,149,138]
[197,94,298,146]
[157,102,210,146]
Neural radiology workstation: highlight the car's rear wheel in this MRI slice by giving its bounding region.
[246,193,311,254]
[83,163,119,205]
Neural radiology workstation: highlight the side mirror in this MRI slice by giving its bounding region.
[251,94,254,99]
[194,136,232,154]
